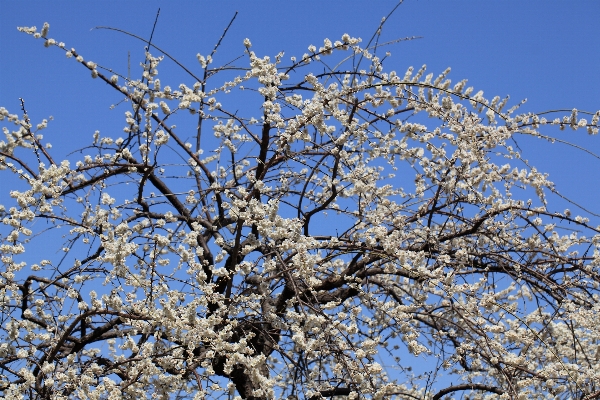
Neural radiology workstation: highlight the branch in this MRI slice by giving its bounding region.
[432,383,504,400]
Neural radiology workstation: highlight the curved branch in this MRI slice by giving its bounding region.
[432,383,504,400]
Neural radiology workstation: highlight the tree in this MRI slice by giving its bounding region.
[1,13,600,400]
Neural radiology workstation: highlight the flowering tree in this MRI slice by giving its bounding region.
[2,17,600,400]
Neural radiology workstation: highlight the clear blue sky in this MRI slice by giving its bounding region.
[1,1,599,394]
[1,1,599,213]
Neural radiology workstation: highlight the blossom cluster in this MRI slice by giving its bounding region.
[1,22,600,400]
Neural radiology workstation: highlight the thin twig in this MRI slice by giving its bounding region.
[355,0,405,71]
[146,8,161,53]
[93,26,202,82]
[209,11,238,60]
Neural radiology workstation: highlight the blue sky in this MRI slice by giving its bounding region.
[1,1,599,213]
[1,1,600,395]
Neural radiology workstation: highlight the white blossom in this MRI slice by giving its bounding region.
[1,15,599,400]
